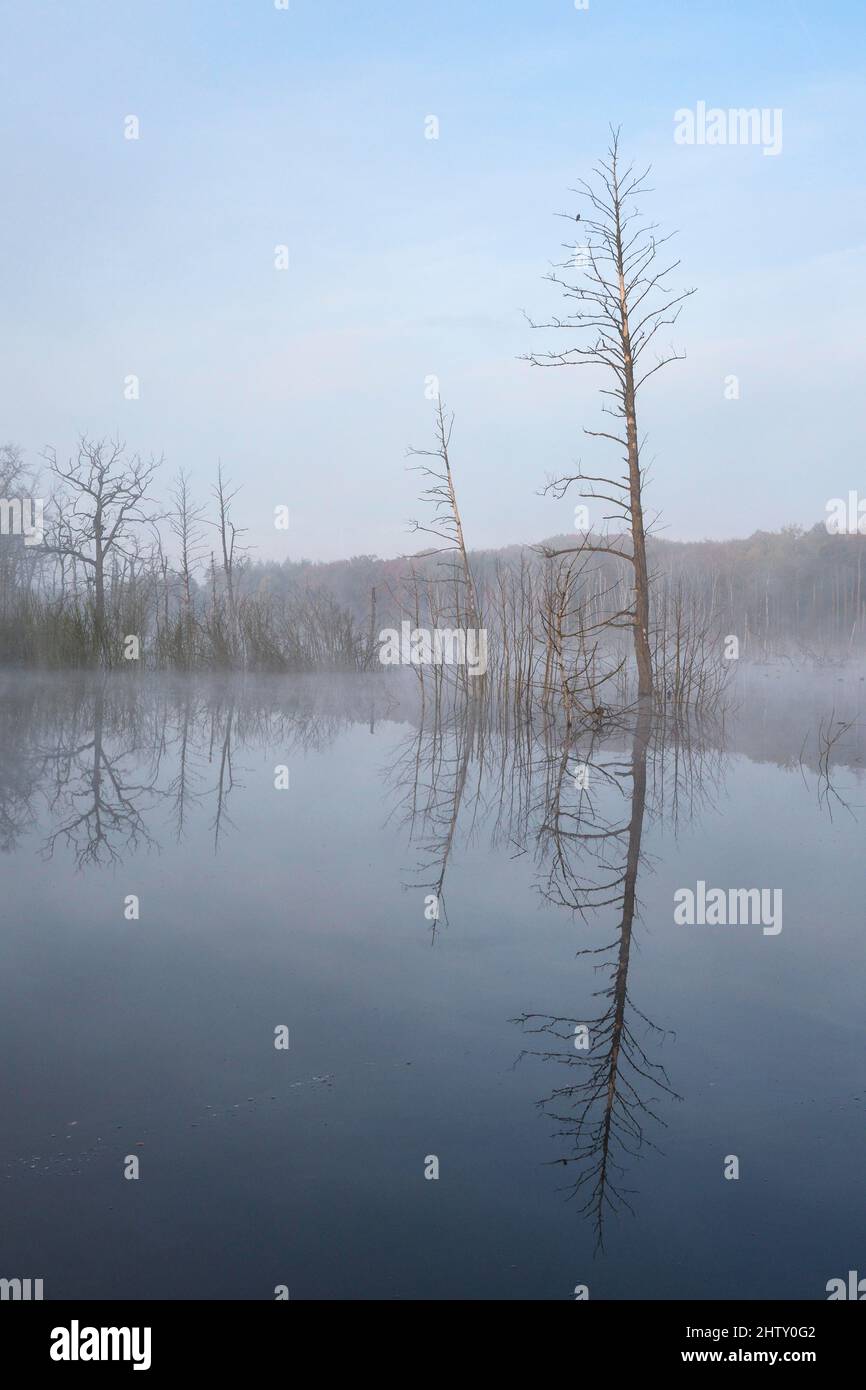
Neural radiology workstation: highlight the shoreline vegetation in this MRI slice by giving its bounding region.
[1,437,862,693]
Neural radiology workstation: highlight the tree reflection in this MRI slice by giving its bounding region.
[515,704,678,1249]
[0,673,404,868]
[391,688,724,1248]
[38,683,162,867]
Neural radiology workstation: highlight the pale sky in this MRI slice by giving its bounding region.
[1,0,864,560]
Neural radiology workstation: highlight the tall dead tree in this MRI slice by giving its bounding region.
[406,397,481,636]
[526,127,694,701]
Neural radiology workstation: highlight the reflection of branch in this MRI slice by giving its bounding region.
[386,687,724,1247]
[516,703,681,1249]
[5,674,398,869]
[816,711,857,822]
[39,688,160,868]
[389,696,485,940]
[0,689,38,850]
[209,702,240,852]
[168,692,206,838]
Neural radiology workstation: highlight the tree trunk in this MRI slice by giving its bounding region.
[94,509,106,661]
[616,222,654,700]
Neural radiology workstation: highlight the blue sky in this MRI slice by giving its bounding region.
[1,0,865,559]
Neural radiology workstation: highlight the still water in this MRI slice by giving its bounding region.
[0,670,863,1300]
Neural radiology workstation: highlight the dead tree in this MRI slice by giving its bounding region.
[170,469,205,611]
[406,398,481,637]
[526,126,694,702]
[42,436,161,664]
[210,463,248,661]
[169,468,206,664]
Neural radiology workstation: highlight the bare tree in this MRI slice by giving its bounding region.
[407,398,481,634]
[210,462,248,658]
[170,468,205,612]
[42,436,161,662]
[169,467,206,662]
[526,126,694,701]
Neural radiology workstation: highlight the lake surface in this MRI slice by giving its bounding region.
[0,669,863,1300]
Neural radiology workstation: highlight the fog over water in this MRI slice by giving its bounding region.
[0,667,862,1299]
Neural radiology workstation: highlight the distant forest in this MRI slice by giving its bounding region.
[239,522,866,658]
[0,434,861,678]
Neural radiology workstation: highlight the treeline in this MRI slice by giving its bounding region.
[0,439,377,672]
[0,437,863,686]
